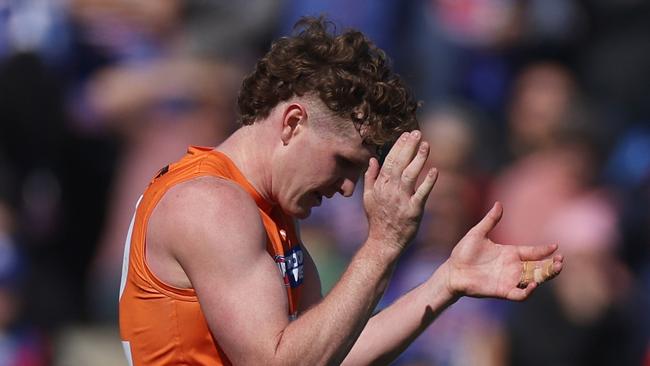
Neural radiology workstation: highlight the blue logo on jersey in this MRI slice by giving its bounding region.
[275,246,304,288]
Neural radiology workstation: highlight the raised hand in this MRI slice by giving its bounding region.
[363,131,438,251]
[443,202,564,301]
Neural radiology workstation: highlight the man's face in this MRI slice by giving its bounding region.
[274,119,375,219]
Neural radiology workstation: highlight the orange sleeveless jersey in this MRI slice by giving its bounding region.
[119,146,304,365]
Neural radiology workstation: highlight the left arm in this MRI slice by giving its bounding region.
[340,202,563,365]
[342,261,456,366]
[299,242,455,365]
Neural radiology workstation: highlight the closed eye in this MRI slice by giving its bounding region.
[335,155,363,171]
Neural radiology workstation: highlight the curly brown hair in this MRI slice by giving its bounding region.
[237,16,419,147]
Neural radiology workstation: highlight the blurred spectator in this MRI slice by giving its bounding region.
[506,61,576,156]
[400,0,580,109]
[490,57,647,365]
[0,222,49,365]
[399,0,524,107]
[489,61,598,245]
[506,190,646,366]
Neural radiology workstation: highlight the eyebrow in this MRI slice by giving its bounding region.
[336,154,367,170]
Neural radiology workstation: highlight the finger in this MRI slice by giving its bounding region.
[379,132,409,178]
[381,131,421,179]
[518,258,563,289]
[470,202,503,237]
[517,243,559,261]
[507,281,537,301]
[412,168,438,207]
[553,254,564,274]
[400,141,430,193]
[364,157,380,189]
[530,259,558,283]
[552,256,564,276]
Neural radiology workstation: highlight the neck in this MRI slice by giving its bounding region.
[216,124,275,204]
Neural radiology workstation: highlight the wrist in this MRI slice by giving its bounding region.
[362,236,403,264]
[429,261,462,304]
[367,225,413,254]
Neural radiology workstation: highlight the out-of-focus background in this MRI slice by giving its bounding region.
[0,0,648,365]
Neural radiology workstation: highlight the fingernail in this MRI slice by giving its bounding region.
[412,130,420,139]
[401,132,409,140]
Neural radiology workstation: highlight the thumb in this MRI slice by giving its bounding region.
[471,202,503,237]
[364,157,380,191]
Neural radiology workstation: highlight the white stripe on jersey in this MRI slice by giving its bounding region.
[119,195,142,300]
[122,341,134,366]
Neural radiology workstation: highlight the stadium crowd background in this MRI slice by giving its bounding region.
[0,0,649,365]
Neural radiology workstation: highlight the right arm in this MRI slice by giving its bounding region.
[159,131,435,365]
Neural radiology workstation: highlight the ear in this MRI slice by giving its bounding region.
[281,103,308,145]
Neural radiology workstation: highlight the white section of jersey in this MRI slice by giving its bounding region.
[122,341,134,366]
[119,195,142,300]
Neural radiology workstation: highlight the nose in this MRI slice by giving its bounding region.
[338,178,356,197]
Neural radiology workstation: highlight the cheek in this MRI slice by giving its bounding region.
[304,163,337,187]
[320,158,342,180]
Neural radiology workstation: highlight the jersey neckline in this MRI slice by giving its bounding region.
[187,145,274,214]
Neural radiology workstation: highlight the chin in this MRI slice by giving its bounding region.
[293,207,312,219]
[280,203,312,219]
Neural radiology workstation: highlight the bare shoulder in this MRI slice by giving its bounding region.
[155,175,265,245]
[147,176,267,287]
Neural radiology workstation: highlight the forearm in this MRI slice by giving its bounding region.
[272,240,400,366]
[342,262,458,366]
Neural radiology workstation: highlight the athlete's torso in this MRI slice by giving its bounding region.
[119,146,304,365]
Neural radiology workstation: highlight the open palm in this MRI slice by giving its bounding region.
[445,202,563,301]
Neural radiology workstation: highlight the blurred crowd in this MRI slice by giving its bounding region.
[0,0,649,365]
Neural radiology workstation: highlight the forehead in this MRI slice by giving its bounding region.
[306,101,378,161]
[327,132,377,165]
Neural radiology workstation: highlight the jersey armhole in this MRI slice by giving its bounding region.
[140,172,269,302]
